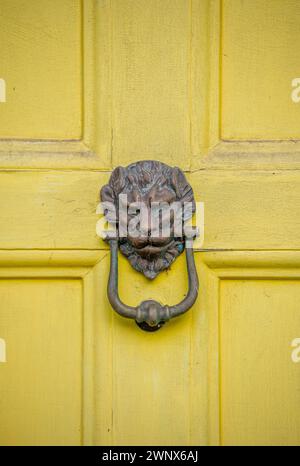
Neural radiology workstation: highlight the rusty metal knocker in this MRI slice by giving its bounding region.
[100,160,199,331]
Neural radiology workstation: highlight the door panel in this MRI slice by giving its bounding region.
[0,278,82,445]
[220,279,300,446]
[0,0,82,139]
[222,0,300,140]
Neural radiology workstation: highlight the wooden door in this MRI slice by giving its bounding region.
[0,0,300,446]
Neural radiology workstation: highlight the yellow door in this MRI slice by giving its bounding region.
[0,0,300,446]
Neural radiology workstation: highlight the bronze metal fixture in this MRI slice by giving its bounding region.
[100,160,199,331]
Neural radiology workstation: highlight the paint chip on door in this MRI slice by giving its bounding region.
[0,338,6,362]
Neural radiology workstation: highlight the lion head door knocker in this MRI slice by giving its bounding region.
[100,160,199,332]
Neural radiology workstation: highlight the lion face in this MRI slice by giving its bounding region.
[100,160,195,279]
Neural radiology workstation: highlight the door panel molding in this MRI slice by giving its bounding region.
[2,250,299,445]
[0,250,111,445]
[0,0,112,170]
[201,250,300,445]
[190,0,300,170]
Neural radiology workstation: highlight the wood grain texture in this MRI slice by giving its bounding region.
[0,0,112,169]
[0,278,82,445]
[92,250,208,446]
[222,0,300,140]
[0,169,299,250]
[220,279,300,446]
[1,0,300,447]
[0,251,107,446]
[0,0,82,140]
[190,0,300,170]
[111,0,191,169]
[0,251,207,446]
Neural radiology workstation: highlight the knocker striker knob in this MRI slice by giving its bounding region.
[135,301,171,332]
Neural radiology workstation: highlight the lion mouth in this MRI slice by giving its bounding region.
[131,240,175,258]
[119,236,185,279]
[137,245,167,258]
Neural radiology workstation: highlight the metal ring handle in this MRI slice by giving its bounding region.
[107,238,199,331]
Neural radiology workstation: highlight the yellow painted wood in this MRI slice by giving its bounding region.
[112,253,191,445]
[201,251,300,446]
[220,279,300,446]
[0,251,107,446]
[0,0,82,139]
[0,0,300,447]
[0,0,112,169]
[189,0,300,169]
[1,170,300,251]
[222,0,300,140]
[0,278,82,445]
[190,0,221,160]
[111,0,191,169]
